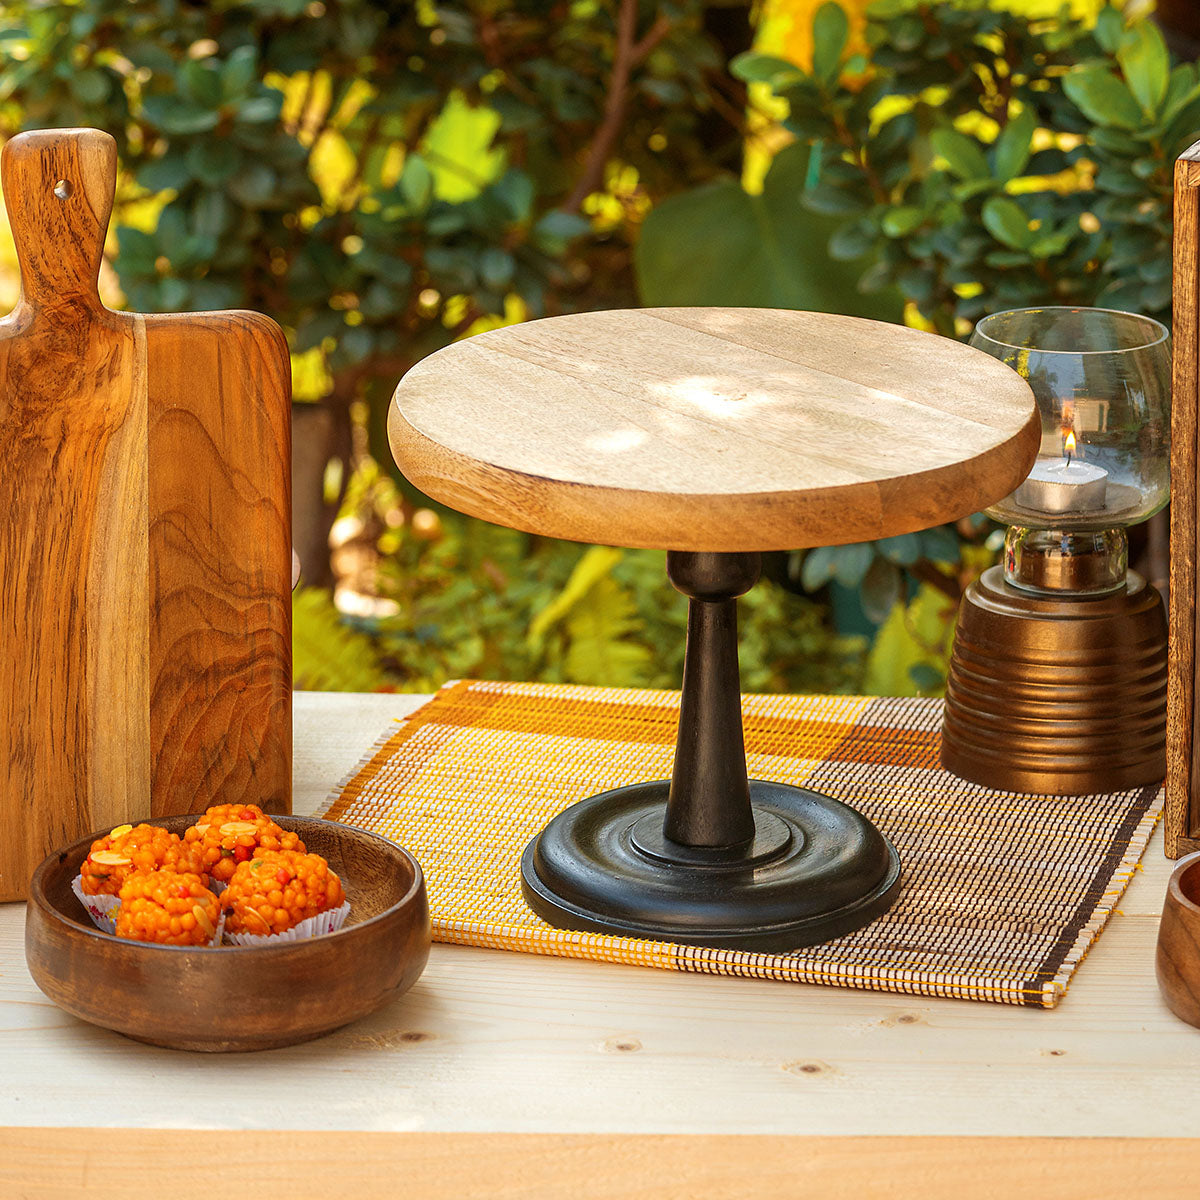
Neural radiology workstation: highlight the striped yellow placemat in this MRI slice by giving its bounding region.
[321,679,1162,1008]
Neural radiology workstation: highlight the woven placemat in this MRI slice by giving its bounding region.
[320,679,1162,1008]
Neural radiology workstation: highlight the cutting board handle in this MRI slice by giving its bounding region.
[1,127,116,315]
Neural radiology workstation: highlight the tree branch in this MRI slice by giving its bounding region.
[563,2,672,213]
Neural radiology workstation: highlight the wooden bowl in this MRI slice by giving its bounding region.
[25,815,430,1052]
[1157,850,1200,1029]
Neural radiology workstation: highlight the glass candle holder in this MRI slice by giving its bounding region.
[970,307,1170,594]
[942,306,1170,795]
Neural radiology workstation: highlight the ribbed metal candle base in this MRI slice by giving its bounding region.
[941,566,1167,795]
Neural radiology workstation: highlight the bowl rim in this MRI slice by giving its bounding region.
[28,813,425,956]
[1167,850,1200,916]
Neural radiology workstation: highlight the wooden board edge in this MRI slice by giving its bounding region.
[1171,833,1200,859]
[1169,158,1200,857]
[1,1130,1198,1200]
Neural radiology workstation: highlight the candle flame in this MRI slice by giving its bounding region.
[1064,430,1077,457]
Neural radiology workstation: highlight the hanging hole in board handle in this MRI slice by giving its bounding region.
[53,179,72,200]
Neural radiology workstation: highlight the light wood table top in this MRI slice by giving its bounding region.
[389,308,1040,551]
[3,690,1199,1198]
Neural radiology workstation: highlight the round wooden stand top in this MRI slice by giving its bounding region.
[389,307,1039,552]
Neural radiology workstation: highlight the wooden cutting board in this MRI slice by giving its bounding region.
[0,128,291,901]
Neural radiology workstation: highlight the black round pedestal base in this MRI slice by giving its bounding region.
[520,780,901,951]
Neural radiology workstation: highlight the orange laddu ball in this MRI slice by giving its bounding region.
[114,871,221,946]
[183,804,305,885]
[80,823,208,896]
[221,849,345,938]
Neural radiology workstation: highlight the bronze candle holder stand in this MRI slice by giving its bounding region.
[941,550,1168,795]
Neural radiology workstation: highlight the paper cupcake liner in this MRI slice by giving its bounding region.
[71,876,120,934]
[224,900,351,947]
[72,873,225,945]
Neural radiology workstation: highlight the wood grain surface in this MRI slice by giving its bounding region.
[0,128,291,900]
[2,1130,1200,1200]
[0,693,1197,1145]
[389,307,1040,552]
[0,129,151,901]
[1169,136,1200,859]
[145,312,291,816]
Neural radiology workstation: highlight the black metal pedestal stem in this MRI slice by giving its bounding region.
[519,547,902,950]
[664,551,760,849]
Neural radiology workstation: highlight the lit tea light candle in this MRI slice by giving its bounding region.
[1015,430,1108,514]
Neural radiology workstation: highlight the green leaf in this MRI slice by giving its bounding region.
[812,2,849,85]
[635,142,901,320]
[828,219,876,261]
[931,128,990,181]
[528,546,623,645]
[479,247,514,290]
[115,226,157,276]
[399,154,433,210]
[1117,21,1169,114]
[880,206,923,238]
[228,161,276,207]
[918,526,960,565]
[186,140,239,186]
[801,546,837,592]
[159,277,190,311]
[142,94,220,135]
[493,169,534,222]
[236,92,283,124]
[992,108,1036,182]
[731,52,805,89]
[908,662,944,693]
[137,153,190,192]
[69,68,110,105]
[1029,230,1073,259]
[421,91,504,202]
[876,533,922,566]
[863,585,954,697]
[981,196,1032,249]
[221,45,257,99]
[861,557,900,625]
[1162,67,1200,125]
[831,543,873,588]
[1063,68,1144,130]
[1094,6,1125,54]
[193,190,232,239]
[180,59,223,108]
[803,184,869,217]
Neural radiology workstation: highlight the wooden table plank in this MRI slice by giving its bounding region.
[0,691,1195,1143]
[2,1130,1200,1200]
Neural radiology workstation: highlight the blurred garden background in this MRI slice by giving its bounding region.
[1,0,1198,696]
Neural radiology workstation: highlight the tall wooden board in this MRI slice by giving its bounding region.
[0,128,290,900]
[1168,137,1200,858]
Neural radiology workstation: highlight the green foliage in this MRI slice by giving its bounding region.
[293,586,390,692]
[636,139,902,316]
[862,584,957,697]
[307,461,866,697]
[0,0,736,449]
[633,1,1198,694]
[722,1,1195,332]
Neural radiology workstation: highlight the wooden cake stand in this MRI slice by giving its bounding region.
[389,308,1038,950]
